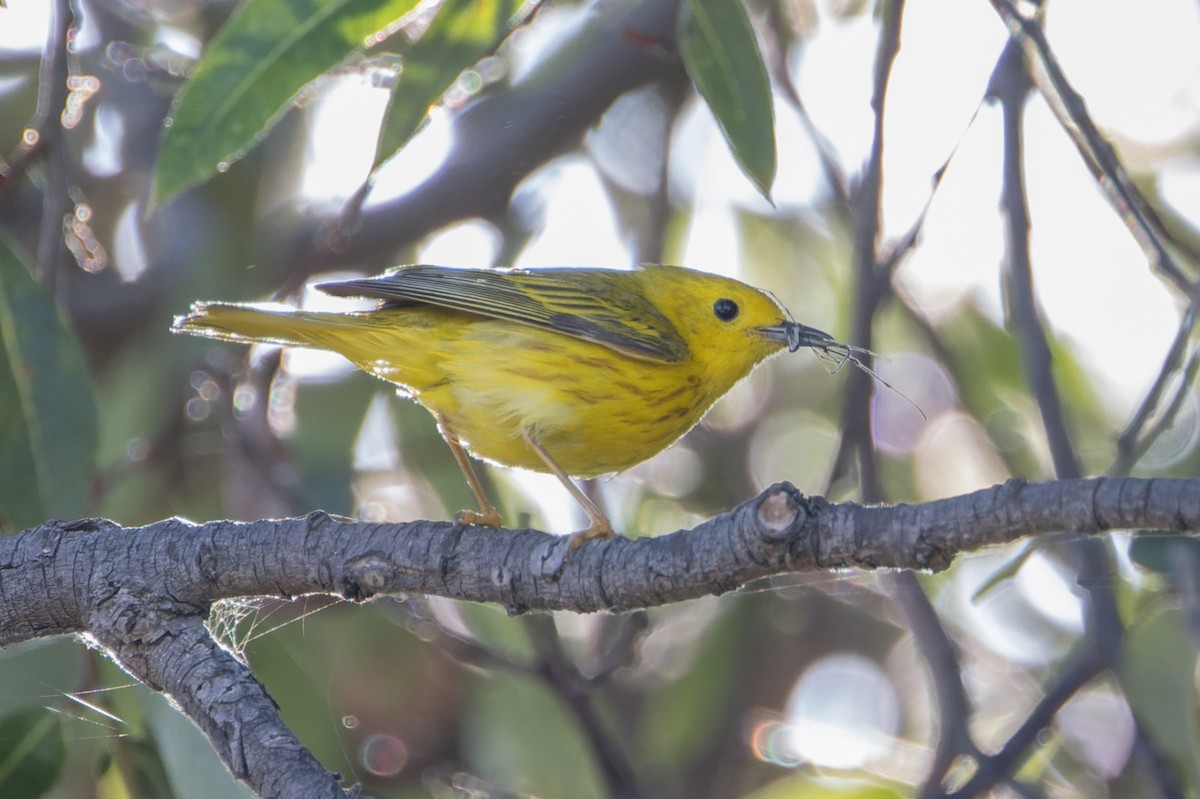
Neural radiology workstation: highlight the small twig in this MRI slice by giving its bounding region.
[883,571,982,799]
[992,34,1079,479]
[944,649,1105,799]
[833,0,906,500]
[877,98,986,275]
[1113,308,1200,475]
[524,615,643,798]
[760,7,849,209]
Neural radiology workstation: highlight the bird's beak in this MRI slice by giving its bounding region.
[756,321,842,354]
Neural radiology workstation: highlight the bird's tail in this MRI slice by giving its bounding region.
[172,302,365,351]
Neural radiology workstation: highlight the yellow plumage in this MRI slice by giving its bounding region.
[174,264,841,543]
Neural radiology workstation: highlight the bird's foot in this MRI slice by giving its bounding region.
[453,507,504,529]
[567,521,615,551]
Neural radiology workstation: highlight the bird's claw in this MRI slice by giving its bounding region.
[567,522,615,551]
[453,507,504,529]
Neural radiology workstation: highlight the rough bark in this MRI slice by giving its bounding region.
[2,476,1197,798]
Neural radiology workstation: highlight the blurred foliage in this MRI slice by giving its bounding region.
[154,0,426,204]
[2,0,1200,797]
[0,710,66,799]
[370,0,531,172]
[0,235,97,529]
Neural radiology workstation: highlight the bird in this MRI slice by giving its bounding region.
[173,263,846,546]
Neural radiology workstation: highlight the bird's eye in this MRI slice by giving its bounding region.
[713,298,739,322]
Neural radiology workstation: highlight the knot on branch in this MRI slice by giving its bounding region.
[755,482,804,541]
[343,552,401,600]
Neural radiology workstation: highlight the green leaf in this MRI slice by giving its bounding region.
[372,0,528,171]
[1119,605,1200,792]
[154,0,423,206]
[678,0,776,199]
[0,235,98,531]
[0,709,67,799]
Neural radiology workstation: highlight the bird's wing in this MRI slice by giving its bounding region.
[318,266,688,363]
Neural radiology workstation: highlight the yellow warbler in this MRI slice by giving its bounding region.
[174,264,843,545]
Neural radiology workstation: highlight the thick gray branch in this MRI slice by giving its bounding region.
[90,608,355,799]
[2,476,1196,798]
[3,477,1196,639]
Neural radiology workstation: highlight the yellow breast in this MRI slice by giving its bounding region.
[412,320,723,477]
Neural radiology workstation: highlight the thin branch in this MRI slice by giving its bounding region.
[833,0,905,499]
[988,0,1200,303]
[524,615,643,798]
[1113,307,1200,476]
[420,604,648,795]
[975,30,1140,799]
[993,34,1079,480]
[944,648,1105,799]
[32,0,74,294]
[884,571,981,799]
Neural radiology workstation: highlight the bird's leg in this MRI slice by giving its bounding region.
[522,429,614,548]
[437,414,503,529]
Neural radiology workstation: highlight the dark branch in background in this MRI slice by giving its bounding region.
[993,35,1079,480]
[988,0,1200,302]
[32,0,74,295]
[830,0,905,499]
[891,569,981,799]
[760,9,850,211]
[411,604,648,797]
[978,30,1175,798]
[523,615,643,798]
[826,6,991,799]
[945,651,1106,799]
[2,474,1197,799]
[272,0,685,287]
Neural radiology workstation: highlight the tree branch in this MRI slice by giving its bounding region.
[3,477,1195,636]
[987,0,1200,303]
[3,476,1197,797]
[90,609,357,799]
